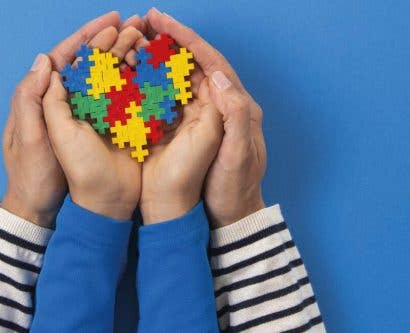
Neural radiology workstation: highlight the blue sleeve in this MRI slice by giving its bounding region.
[137,201,219,333]
[30,199,132,333]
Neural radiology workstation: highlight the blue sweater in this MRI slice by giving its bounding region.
[30,200,219,333]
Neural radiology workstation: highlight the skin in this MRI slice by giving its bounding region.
[1,12,145,226]
[42,27,145,221]
[141,8,267,227]
[2,8,267,229]
[43,33,224,225]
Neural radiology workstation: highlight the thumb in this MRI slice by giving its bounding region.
[12,54,52,141]
[209,71,251,143]
[42,71,78,146]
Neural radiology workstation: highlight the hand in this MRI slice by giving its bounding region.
[135,17,224,225]
[1,11,124,228]
[144,9,266,228]
[42,25,146,221]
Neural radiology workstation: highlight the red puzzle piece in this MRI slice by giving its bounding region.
[145,115,163,144]
[104,67,146,126]
[146,34,176,69]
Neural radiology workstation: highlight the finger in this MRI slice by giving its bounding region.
[3,110,15,150]
[70,26,118,68]
[12,54,52,144]
[195,78,224,151]
[121,14,146,33]
[42,72,78,145]
[49,11,121,71]
[125,33,150,66]
[209,71,251,143]
[145,8,244,89]
[109,26,143,60]
[124,49,137,66]
[143,13,158,40]
[87,26,119,51]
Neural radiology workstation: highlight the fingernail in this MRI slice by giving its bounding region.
[30,54,46,72]
[125,14,139,22]
[151,7,160,14]
[211,71,232,90]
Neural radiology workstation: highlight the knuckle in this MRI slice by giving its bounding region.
[227,94,248,113]
[254,102,264,122]
[42,92,53,108]
[13,82,29,101]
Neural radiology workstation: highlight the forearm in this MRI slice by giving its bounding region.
[30,199,132,333]
[210,205,326,333]
[137,201,219,333]
[0,207,53,333]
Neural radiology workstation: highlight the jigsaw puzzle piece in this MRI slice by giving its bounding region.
[146,33,176,69]
[145,115,163,144]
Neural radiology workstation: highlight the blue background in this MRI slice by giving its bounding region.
[0,1,409,332]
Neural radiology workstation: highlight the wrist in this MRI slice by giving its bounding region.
[1,192,56,228]
[70,192,135,221]
[140,198,199,225]
[207,192,266,229]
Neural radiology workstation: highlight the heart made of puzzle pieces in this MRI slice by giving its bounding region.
[60,34,194,162]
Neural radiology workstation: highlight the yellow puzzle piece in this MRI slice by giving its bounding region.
[165,48,195,105]
[110,102,151,162]
[86,48,126,99]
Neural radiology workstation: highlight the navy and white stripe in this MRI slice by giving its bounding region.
[0,208,52,333]
[210,205,326,333]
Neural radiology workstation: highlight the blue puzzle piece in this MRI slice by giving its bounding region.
[133,60,173,90]
[76,44,94,72]
[135,48,152,65]
[61,64,91,95]
[60,44,94,95]
[159,96,177,124]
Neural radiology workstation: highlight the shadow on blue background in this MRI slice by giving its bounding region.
[0,1,409,332]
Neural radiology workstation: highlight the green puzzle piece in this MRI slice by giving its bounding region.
[70,92,111,134]
[138,82,179,122]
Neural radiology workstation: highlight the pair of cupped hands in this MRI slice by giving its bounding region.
[2,8,266,229]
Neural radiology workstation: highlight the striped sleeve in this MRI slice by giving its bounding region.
[210,204,326,333]
[0,208,53,333]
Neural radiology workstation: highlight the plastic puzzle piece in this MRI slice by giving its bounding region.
[61,38,196,163]
[135,48,152,66]
[165,48,195,104]
[61,64,91,95]
[140,82,179,106]
[86,48,126,99]
[104,67,146,127]
[159,96,177,124]
[145,115,163,144]
[70,92,111,134]
[76,44,94,72]
[138,82,179,121]
[146,34,176,69]
[174,80,192,105]
[133,60,173,90]
[110,102,151,162]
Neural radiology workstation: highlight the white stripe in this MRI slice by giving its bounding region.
[220,300,321,333]
[0,259,38,287]
[0,303,31,330]
[211,229,292,269]
[0,208,53,246]
[214,246,301,291]
[220,284,315,328]
[241,304,323,333]
[0,238,44,268]
[210,205,284,248]
[215,264,308,311]
[0,281,32,308]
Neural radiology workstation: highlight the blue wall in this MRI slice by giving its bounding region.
[0,1,409,332]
